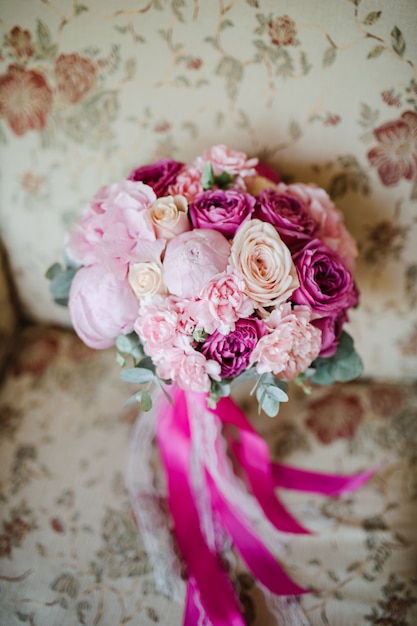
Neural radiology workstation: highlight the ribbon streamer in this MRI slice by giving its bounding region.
[129,388,375,626]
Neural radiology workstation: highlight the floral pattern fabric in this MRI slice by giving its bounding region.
[0,326,416,625]
[0,0,416,380]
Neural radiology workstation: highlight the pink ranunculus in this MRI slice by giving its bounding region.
[292,239,359,316]
[279,182,358,272]
[69,265,139,350]
[167,165,203,203]
[201,317,265,379]
[193,270,255,335]
[129,158,184,197]
[156,347,220,392]
[162,229,231,298]
[194,144,258,178]
[254,188,319,251]
[189,188,255,238]
[66,180,164,278]
[250,304,322,380]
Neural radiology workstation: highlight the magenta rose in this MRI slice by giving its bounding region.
[254,188,318,251]
[129,159,184,197]
[312,311,347,357]
[69,265,139,349]
[292,239,359,316]
[200,317,265,378]
[189,189,255,238]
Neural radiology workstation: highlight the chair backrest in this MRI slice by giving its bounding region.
[0,0,416,380]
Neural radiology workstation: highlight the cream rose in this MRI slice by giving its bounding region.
[148,194,191,239]
[128,261,165,299]
[230,219,299,308]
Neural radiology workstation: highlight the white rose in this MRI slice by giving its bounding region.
[149,194,191,239]
[128,261,165,300]
[229,219,299,308]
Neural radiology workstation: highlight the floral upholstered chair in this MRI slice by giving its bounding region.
[0,1,416,625]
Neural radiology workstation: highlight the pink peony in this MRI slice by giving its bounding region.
[162,229,230,298]
[66,180,164,278]
[69,265,139,350]
[192,270,254,335]
[278,182,358,272]
[250,304,322,380]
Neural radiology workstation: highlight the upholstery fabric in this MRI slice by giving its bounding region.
[0,327,416,625]
[0,242,17,374]
[0,0,416,379]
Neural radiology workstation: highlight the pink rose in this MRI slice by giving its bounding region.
[162,229,230,298]
[69,265,139,350]
[192,270,254,335]
[229,219,299,308]
[250,304,322,379]
[194,144,258,178]
[279,182,358,271]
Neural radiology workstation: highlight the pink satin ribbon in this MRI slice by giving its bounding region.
[155,388,374,626]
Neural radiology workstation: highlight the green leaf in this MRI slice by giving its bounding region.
[116,353,126,367]
[220,19,234,30]
[124,392,142,407]
[37,19,52,50]
[120,367,155,384]
[232,366,259,386]
[75,3,89,15]
[50,572,80,598]
[115,333,142,355]
[367,45,385,59]
[214,171,234,188]
[139,389,153,412]
[201,162,215,189]
[363,11,381,26]
[45,262,62,281]
[263,383,288,403]
[391,26,406,57]
[323,47,336,68]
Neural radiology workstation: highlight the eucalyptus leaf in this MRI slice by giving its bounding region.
[262,384,288,403]
[49,268,77,306]
[120,367,155,384]
[256,386,280,417]
[310,331,363,384]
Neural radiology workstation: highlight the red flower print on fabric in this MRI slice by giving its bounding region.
[367,110,417,186]
[54,53,96,104]
[0,64,53,136]
[306,391,364,444]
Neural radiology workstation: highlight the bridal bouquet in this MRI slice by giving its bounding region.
[47,145,368,626]
[48,144,362,416]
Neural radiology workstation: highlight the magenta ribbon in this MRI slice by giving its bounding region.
[155,388,374,626]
